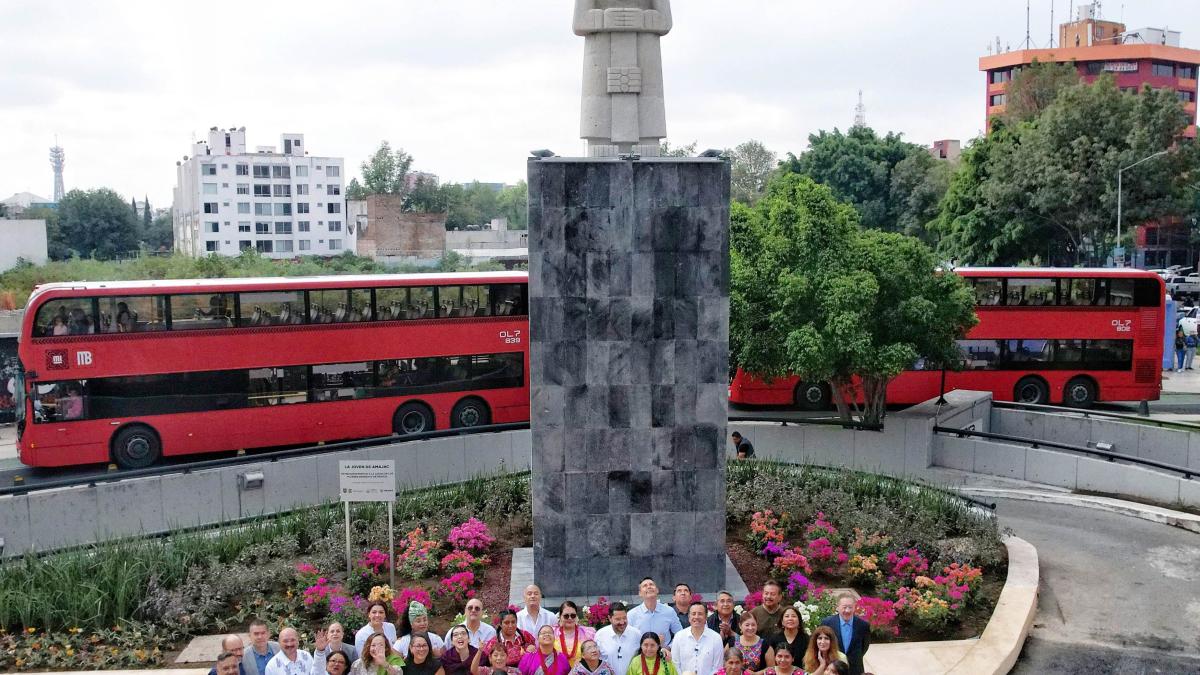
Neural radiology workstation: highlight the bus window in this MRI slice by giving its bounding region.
[33,380,87,422]
[463,286,491,317]
[1086,340,1133,369]
[170,293,235,330]
[376,287,434,320]
[98,296,167,334]
[247,366,308,406]
[239,291,305,326]
[34,298,95,337]
[1133,278,1162,307]
[492,284,527,315]
[349,289,372,322]
[438,286,466,317]
[1004,339,1051,366]
[1052,339,1085,365]
[309,289,347,323]
[311,362,373,401]
[972,279,1003,306]
[1062,278,1100,306]
[1109,279,1134,306]
[1006,279,1057,306]
[89,370,247,417]
[958,339,1001,369]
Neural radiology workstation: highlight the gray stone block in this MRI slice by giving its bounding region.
[96,477,165,539]
[162,467,228,527]
[1179,478,1200,509]
[1075,457,1125,495]
[853,429,903,476]
[1024,448,1079,488]
[1135,426,1189,468]
[0,494,32,555]
[971,440,1027,479]
[1088,419,1141,456]
[932,437,976,472]
[27,485,99,550]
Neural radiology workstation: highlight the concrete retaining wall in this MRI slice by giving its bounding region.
[992,408,1200,472]
[0,430,531,555]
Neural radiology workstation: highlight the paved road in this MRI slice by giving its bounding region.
[996,497,1200,673]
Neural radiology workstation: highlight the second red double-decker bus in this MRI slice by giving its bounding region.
[14,272,528,468]
[730,267,1165,409]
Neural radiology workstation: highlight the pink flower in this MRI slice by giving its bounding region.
[448,518,495,553]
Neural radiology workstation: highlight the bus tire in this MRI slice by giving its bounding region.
[794,381,831,411]
[111,424,162,470]
[451,398,491,428]
[1064,377,1098,408]
[393,402,435,436]
[1013,376,1049,405]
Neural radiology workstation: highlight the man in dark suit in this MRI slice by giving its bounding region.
[820,594,870,675]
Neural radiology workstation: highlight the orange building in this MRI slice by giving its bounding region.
[978,7,1199,138]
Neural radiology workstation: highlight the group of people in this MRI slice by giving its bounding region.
[207,579,871,675]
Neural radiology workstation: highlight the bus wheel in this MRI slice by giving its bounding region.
[451,398,491,428]
[1064,377,1097,408]
[794,381,831,410]
[393,402,434,435]
[1013,376,1049,405]
[111,424,162,470]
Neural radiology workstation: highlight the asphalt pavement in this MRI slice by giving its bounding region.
[996,497,1200,674]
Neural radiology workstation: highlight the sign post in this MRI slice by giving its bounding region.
[339,460,397,588]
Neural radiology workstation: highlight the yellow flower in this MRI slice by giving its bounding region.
[25,628,36,634]
[67,648,75,657]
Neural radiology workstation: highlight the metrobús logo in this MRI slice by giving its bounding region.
[46,349,69,370]
[1111,319,1132,333]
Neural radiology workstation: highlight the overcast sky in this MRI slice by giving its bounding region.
[1,0,1195,207]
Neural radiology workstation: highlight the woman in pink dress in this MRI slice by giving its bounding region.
[518,626,571,675]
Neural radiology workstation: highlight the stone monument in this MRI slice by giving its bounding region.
[575,0,671,157]
[526,2,731,599]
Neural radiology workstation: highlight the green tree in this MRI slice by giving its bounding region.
[730,174,976,424]
[346,178,367,200]
[660,140,697,157]
[497,181,528,229]
[142,212,174,252]
[53,189,140,260]
[936,76,1196,265]
[403,175,450,213]
[728,139,778,205]
[357,141,414,196]
[142,196,152,233]
[1003,60,1080,125]
[130,196,138,219]
[890,151,953,242]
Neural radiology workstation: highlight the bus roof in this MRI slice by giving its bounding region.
[26,271,529,304]
[954,267,1160,278]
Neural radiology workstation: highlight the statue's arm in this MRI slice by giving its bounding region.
[573,0,603,35]
[650,0,673,33]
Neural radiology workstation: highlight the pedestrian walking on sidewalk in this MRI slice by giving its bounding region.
[1175,329,1186,373]
[1185,332,1197,370]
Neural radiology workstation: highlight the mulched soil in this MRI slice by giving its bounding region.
[726,539,773,593]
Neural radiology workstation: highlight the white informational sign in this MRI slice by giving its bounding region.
[339,460,396,503]
[1103,62,1138,72]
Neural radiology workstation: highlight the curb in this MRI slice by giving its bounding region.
[959,487,1200,535]
[945,536,1039,675]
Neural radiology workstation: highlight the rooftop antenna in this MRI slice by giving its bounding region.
[853,90,867,128]
[1049,0,1055,48]
[1023,0,1033,49]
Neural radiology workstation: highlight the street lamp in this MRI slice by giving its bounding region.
[1116,149,1170,267]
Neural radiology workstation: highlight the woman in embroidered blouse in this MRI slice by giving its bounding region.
[443,625,482,675]
[484,609,537,667]
[518,626,571,675]
[799,627,846,675]
[726,612,765,672]
[625,632,677,675]
[351,633,404,675]
[714,647,746,675]
[568,640,615,675]
[761,642,796,675]
[555,601,595,667]
[764,608,806,668]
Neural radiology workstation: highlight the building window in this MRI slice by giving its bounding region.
[253,184,270,197]
[274,203,292,216]
[1180,65,1198,80]
[255,240,274,253]
[206,222,219,233]
[205,241,218,252]
[203,202,218,214]
[329,239,342,250]
[237,202,250,214]
[299,240,311,251]
[276,221,293,234]
[236,164,249,176]
[273,184,292,197]
[326,185,341,196]
[989,69,1011,84]
[297,203,310,214]
[202,183,218,194]
[1084,62,1104,75]
[236,183,250,195]
[326,165,341,177]
[328,221,342,232]
[989,93,1007,106]
[272,165,291,179]
[1179,90,1197,103]
[276,240,294,253]
[253,165,270,179]
[296,183,309,196]
[296,165,308,177]
[327,202,341,214]
[1151,62,1176,78]
[202,164,217,176]
[256,222,271,234]
[298,221,310,232]
[239,240,252,250]
[254,203,272,216]
[238,222,251,232]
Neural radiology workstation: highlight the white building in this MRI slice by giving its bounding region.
[172,127,350,258]
[0,219,49,270]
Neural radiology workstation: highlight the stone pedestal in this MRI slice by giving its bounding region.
[527,157,730,597]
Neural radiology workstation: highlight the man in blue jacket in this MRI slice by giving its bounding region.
[820,594,870,675]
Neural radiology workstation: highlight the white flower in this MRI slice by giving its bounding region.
[734,605,744,614]
[583,606,591,613]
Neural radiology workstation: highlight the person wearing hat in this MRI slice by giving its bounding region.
[396,601,446,658]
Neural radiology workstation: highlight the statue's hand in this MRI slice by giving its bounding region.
[574,8,604,34]
[603,7,644,30]
[643,9,671,34]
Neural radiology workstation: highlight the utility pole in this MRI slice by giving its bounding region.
[1116,149,1170,266]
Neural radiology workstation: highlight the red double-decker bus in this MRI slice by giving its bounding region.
[14,272,528,468]
[730,268,1165,409]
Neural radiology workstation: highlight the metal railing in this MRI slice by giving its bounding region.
[993,401,1200,433]
[728,414,883,431]
[0,422,530,498]
[932,425,1197,480]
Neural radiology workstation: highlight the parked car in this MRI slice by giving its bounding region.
[1180,305,1200,336]
[1166,275,1200,298]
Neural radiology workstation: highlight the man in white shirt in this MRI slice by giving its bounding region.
[445,598,498,648]
[516,584,558,635]
[670,603,724,675]
[595,602,642,675]
[627,577,683,649]
[264,628,314,675]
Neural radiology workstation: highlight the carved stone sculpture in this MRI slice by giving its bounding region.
[574,0,672,157]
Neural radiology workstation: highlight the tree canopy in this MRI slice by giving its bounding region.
[731,173,976,424]
[348,141,415,199]
[728,140,778,205]
[52,189,140,260]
